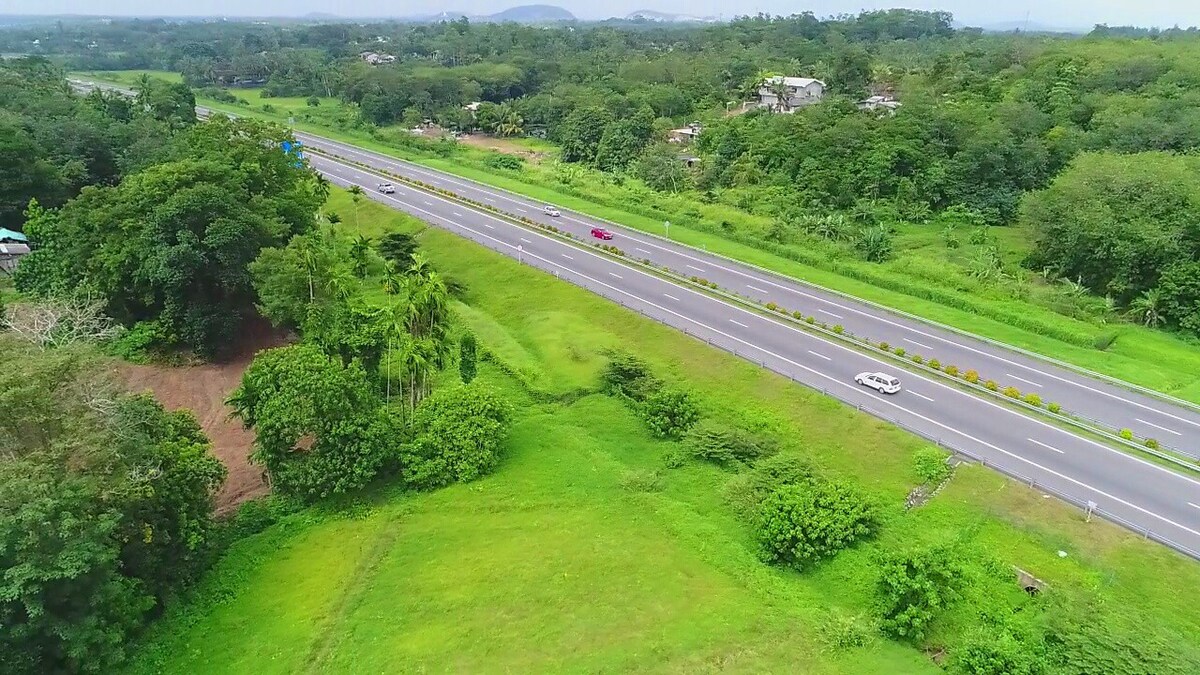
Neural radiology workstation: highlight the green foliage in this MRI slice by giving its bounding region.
[599,349,660,401]
[481,153,525,172]
[1047,402,1062,414]
[228,344,400,500]
[855,225,894,263]
[953,624,1048,675]
[458,332,478,384]
[1023,392,1042,407]
[1118,428,1134,441]
[912,447,951,485]
[402,384,513,490]
[683,419,774,468]
[376,231,420,270]
[964,369,979,384]
[0,344,223,674]
[641,387,701,439]
[15,117,321,356]
[875,543,965,641]
[1002,386,1021,399]
[635,143,693,193]
[755,478,878,570]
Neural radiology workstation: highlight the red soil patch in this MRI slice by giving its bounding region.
[113,323,288,512]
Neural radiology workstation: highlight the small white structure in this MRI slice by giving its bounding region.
[858,95,902,113]
[359,51,397,66]
[668,122,703,144]
[758,76,825,112]
[0,242,30,273]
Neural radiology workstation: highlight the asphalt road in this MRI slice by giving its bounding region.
[66,81,1200,556]
[309,152,1200,557]
[297,132,1200,461]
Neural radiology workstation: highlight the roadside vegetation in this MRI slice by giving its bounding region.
[64,15,1200,400]
[127,190,1200,674]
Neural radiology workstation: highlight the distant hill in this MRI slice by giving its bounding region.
[624,10,718,23]
[488,5,575,23]
[958,19,1089,34]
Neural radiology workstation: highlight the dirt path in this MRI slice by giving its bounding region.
[115,324,288,512]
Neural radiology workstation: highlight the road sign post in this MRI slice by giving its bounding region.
[664,220,670,239]
[517,244,523,264]
[1086,500,1097,522]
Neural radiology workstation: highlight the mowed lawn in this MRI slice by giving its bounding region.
[127,191,1200,673]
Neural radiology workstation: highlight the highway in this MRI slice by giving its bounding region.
[298,132,1200,461]
[308,152,1200,558]
[69,80,1200,556]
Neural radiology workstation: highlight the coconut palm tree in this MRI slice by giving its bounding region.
[497,104,524,137]
[768,78,793,113]
[348,184,364,232]
[313,173,331,207]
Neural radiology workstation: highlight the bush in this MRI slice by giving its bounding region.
[1145,438,1160,450]
[806,316,816,324]
[876,543,965,641]
[725,453,817,521]
[1118,428,1134,441]
[1093,331,1119,351]
[1047,402,1062,414]
[756,479,878,571]
[894,347,906,357]
[985,380,999,392]
[832,324,844,334]
[600,350,660,401]
[482,153,525,171]
[944,365,959,377]
[964,369,980,383]
[642,387,701,439]
[684,419,774,467]
[913,447,952,485]
[402,384,514,489]
[792,311,805,320]
[954,625,1049,675]
[878,342,890,351]
[766,302,778,311]
[306,96,320,107]
[1003,386,1021,399]
[928,359,941,370]
[1023,393,1042,407]
[911,354,924,365]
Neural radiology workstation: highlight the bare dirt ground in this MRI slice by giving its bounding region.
[456,133,550,163]
[114,322,288,512]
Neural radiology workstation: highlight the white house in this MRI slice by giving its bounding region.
[359,51,397,66]
[758,76,826,112]
[857,95,902,114]
[667,122,702,144]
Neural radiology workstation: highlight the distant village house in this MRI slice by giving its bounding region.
[0,228,29,274]
[857,95,902,113]
[360,51,397,66]
[758,76,825,112]
[668,122,703,144]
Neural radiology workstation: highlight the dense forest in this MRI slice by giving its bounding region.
[11,11,1200,337]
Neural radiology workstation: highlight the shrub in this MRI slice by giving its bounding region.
[911,354,924,365]
[642,387,701,439]
[805,316,816,324]
[912,447,952,485]
[402,384,514,489]
[1023,393,1042,407]
[1003,386,1021,399]
[1047,402,1062,414]
[725,453,817,521]
[876,543,965,641]
[1145,438,1160,450]
[894,347,906,357]
[944,365,959,377]
[766,302,778,311]
[1093,331,1119,351]
[928,359,941,370]
[600,350,659,401]
[878,341,890,351]
[983,380,998,391]
[482,153,525,171]
[306,95,320,107]
[832,324,844,334]
[954,624,1049,675]
[619,469,665,493]
[756,479,878,570]
[965,369,980,383]
[792,311,805,320]
[458,333,478,384]
[1118,428,1134,441]
[684,419,775,467]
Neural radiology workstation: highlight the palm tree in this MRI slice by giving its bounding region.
[1129,288,1165,327]
[382,263,404,295]
[373,299,409,405]
[313,174,331,208]
[768,78,792,113]
[347,184,364,232]
[497,108,524,137]
[349,235,372,278]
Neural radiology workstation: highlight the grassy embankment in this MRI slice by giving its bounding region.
[126,189,1200,674]
[76,69,1200,402]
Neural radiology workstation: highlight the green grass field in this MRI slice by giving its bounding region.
[125,190,1200,673]
[75,69,1200,403]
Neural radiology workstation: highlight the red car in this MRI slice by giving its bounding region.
[591,228,614,241]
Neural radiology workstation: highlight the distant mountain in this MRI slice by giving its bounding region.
[400,5,574,24]
[488,5,575,23]
[960,19,1089,34]
[624,10,719,23]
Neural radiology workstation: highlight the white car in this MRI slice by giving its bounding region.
[543,205,561,217]
[855,372,902,395]
[378,183,395,194]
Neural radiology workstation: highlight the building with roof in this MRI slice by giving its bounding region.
[857,95,902,114]
[0,241,29,273]
[758,76,826,112]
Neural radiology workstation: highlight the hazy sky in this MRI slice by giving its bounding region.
[2,0,1198,28]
